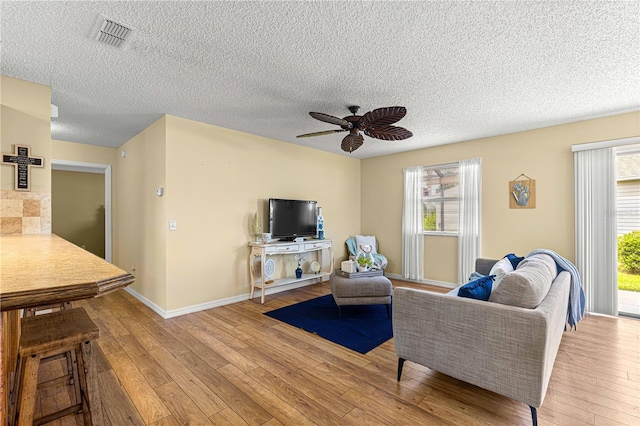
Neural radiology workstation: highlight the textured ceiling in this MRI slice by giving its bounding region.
[2,1,639,159]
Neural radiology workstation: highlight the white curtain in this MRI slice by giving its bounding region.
[402,166,424,280]
[574,148,617,315]
[457,158,482,284]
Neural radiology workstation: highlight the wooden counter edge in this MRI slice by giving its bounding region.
[0,273,135,312]
[96,273,136,296]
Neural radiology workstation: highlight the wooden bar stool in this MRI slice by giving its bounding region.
[10,307,103,426]
[23,301,75,390]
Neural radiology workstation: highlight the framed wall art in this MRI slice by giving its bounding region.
[509,174,536,209]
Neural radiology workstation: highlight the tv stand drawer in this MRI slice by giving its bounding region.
[275,244,299,253]
[304,242,330,251]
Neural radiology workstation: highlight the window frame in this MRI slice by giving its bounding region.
[422,161,460,237]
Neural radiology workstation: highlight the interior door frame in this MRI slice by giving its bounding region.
[51,160,112,262]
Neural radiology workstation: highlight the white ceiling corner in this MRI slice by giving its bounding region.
[1,1,639,159]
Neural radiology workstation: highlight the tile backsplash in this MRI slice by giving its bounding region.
[0,190,51,235]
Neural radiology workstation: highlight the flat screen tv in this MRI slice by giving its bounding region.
[269,198,317,241]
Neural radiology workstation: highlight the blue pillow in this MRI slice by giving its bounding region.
[505,253,524,269]
[458,275,495,301]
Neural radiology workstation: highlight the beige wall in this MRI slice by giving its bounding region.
[1,76,52,235]
[424,235,458,283]
[362,111,640,283]
[52,170,105,258]
[114,116,168,308]
[52,139,117,165]
[163,115,361,311]
[0,76,51,193]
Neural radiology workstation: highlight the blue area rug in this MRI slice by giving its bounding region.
[264,294,392,354]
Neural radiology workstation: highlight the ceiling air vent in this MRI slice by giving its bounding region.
[90,14,135,50]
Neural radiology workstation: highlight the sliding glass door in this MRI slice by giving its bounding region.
[616,145,640,317]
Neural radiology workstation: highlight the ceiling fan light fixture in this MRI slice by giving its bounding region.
[297,105,412,153]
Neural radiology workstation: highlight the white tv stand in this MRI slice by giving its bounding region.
[248,239,334,304]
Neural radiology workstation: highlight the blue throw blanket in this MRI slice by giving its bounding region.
[528,249,586,330]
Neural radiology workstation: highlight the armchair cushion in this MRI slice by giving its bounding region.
[355,235,378,253]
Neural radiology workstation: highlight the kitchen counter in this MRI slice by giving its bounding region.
[0,234,135,422]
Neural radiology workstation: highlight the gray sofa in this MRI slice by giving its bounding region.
[393,257,571,426]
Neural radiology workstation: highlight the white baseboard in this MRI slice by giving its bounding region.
[384,273,457,289]
[125,287,167,318]
[125,277,327,319]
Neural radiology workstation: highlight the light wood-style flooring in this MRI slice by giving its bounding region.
[34,280,640,425]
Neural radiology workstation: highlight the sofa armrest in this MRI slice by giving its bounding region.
[393,272,570,408]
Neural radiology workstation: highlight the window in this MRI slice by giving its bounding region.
[423,164,459,234]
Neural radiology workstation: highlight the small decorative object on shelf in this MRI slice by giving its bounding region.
[264,258,275,280]
[251,212,262,242]
[295,254,305,278]
[356,244,375,272]
[317,206,325,240]
[310,260,321,274]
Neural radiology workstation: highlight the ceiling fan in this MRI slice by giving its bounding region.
[296,105,413,153]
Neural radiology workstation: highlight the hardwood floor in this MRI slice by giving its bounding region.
[34,280,639,425]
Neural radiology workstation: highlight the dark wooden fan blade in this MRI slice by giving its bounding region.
[360,106,407,129]
[341,133,364,153]
[364,125,413,141]
[296,129,346,138]
[309,112,351,128]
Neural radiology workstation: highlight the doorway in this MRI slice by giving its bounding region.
[51,160,112,262]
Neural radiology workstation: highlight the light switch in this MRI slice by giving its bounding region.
[169,220,177,231]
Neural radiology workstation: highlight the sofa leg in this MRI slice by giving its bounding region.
[397,358,405,381]
[529,406,537,426]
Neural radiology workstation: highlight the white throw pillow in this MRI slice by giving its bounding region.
[355,235,377,253]
[489,258,514,292]
[489,257,514,279]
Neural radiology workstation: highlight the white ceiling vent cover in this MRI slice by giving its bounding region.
[90,14,135,50]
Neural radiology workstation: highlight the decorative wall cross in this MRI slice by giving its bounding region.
[1,145,44,191]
